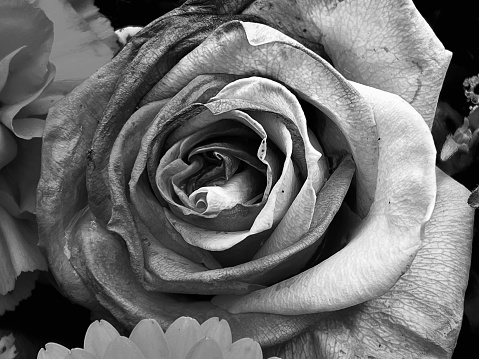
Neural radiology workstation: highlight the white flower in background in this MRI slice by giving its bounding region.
[0,0,118,315]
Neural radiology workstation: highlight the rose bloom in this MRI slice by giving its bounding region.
[0,0,117,313]
[36,0,474,358]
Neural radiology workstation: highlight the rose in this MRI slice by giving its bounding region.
[36,0,473,358]
[0,0,117,314]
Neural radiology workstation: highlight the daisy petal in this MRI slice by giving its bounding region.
[200,317,232,353]
[129,319,170,359]
[185,338,223,359]
[223,338,262,359]
[37,343,70,359]
[65,349,96,359]
[165,317,202,359]
[103,337,146,359]
[83,320,120,359]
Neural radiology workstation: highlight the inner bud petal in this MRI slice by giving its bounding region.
[188,167,265,215]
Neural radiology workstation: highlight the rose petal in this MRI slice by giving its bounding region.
[85,6,256,226]
[36,37,129,303]
[144,20,378,217]
[160,106,301,252]
[104,99,169,279]
[264,169,473,358]
[214,83,436,314]
[208,77,328,257]
[244,0,451,128]
[61,157,354,350]
[130,75,239,267]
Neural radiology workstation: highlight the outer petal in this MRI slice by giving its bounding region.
[244,0,451,128]
[265,169,473,359]
[214,83,436,315]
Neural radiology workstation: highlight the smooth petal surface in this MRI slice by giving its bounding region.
[200,317,232,353]
[185,338,223,359]
[223,338,262,359]
[244,0,451,128]
[65,349,96,359]
[37,343,70,359]
[129,319,170,359]
[265,169,473,358]
[165,317,202,359]
[103,337,147,359]
[84,320,120,359]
